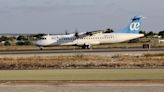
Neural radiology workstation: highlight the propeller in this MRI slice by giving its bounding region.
[74,29,79,38]
[74,29,97,38]
[86,32,93,36]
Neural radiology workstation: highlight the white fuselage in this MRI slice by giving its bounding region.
[36,33,144,47]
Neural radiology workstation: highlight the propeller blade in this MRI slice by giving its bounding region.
[75,32,79,38]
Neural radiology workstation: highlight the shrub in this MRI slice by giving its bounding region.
[4,41,11,46]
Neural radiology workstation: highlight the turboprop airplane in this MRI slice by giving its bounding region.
[36,16,144,50]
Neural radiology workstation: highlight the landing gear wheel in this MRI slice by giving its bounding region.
[81,44,91,49]
[82,44,86,49]
[39,47,43,50]
[86,45,91,49]
[82,45,86,49]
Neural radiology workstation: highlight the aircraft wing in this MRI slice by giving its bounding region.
[75,30,103,38]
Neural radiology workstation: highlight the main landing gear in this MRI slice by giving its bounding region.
[81,44,91,49]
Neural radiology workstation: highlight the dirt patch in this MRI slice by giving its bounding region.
[0,54,164,70]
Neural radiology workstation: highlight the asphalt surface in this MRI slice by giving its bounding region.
[0,48,164,56]
[0,83,164,92]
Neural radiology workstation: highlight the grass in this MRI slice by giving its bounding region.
[0,69,164,80]
[0,54,164,69]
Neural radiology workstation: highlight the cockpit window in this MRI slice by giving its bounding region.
[39,38,46,40]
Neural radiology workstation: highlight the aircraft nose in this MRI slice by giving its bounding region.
[35,40,43,46]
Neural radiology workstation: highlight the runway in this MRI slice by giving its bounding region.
[1,83,164,92]
[0,48,164,56]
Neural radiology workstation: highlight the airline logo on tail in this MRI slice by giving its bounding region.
[116,16,144,34]
[130,22,140,31]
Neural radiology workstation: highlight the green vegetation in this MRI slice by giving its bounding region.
[16,35,33,46]
[159,31,164,38]
[0,69,164,80]
[4,41,11,46]
[16,40,32,46]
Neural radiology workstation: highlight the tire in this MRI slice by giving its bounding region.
[39,47,43,50]
[87,45,91,49]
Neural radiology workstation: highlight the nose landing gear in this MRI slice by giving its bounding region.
[39,47,44,50]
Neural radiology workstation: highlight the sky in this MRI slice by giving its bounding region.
[0,0,163,34]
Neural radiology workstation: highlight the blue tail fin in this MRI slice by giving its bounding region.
[116,16,144,34]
